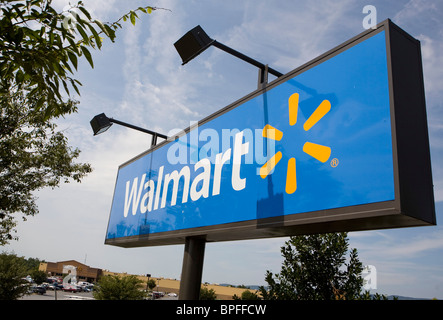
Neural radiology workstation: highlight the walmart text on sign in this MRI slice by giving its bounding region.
[105,20,435,248]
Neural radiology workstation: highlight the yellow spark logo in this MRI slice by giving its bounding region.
[260,93,332,194]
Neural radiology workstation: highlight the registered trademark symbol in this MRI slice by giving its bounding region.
[330,158,339,168]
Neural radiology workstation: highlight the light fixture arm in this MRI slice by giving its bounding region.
[90,113,168,147]
[108,118,168,140]
[211,40,283,78]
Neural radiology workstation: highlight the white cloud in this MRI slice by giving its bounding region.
[392,1,443,106]
[393,0,439,26]
[117,0,212,134]
[384,232,443,258]
[417,34,443,98]
[352,229,443,260]
[52,0,119,20]
[220,0,358,73]
[349,227,443,297]
[203,238,286,285]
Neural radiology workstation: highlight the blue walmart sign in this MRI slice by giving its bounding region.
[105,30,396,244]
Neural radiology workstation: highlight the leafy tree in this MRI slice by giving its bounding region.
[0,0,163,245]
[359,290,392,300]
[146,278,156,291]
[0,0,159,118]
[0,251,30,300]
[0,91,92,244]
[199,286,217,300]
[29,269,47,284]
[22,256,44,272]
[233,290,261,300]
[93,275,146,300]
[259,233,364,300]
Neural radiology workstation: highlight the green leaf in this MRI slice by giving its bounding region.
[76,23,89,45]
[103,24,116,42]
[61,79,70,95]
[52,61,62,76]
[36,96,46,110]
[88,24,102,49]
[54,33,64,50]
[78,6,92,21]
[93,19,107,35]
[65,35,80,54]
[67,50,78,70]
[70,78,81,95]
[61,58,73,74]
[129,11,137,26]
[80,46,93,68]
[48,77,62,100]
[39,26,46,38]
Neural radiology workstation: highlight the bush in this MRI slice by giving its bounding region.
[93,275,146,300]
[200,287,217,300]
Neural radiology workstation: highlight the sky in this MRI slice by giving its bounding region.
[3,0,443,299]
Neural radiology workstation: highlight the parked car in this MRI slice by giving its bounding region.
[76,282,94,291]
[62,285,80,293]
[79,284,94,292]
[40,283,49,290]
[30,285,46,295]
[48,283,63,290]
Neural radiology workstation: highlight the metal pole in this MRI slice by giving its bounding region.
[151,132,158,147]
[212,40,283,78]
[258,64,269,89]
[179,237,206,300]
[109,118,168,140]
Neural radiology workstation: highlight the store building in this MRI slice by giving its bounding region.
[39,260,103,283]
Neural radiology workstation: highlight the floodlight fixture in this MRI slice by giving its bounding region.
[90,113,113,136]
[90,113,167,146]
[174,25,283,78]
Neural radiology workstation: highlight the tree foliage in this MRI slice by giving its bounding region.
[146,278,156,291]
[200,286,217,300]
[93,275,146,300]
[233,290,261,300]
[0,251,43,300]
[29,269,46,284]
[0,91,92,244]
[259,233,364,300]
[0,0,158,118]
[0,0,162,245]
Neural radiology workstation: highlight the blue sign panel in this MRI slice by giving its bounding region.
[106,29,397,244]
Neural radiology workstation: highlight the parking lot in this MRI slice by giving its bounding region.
[20,290,178,300]
[20,290,95,300]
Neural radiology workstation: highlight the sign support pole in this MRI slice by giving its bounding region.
[179,236,206,300]
[258,64,269,89]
